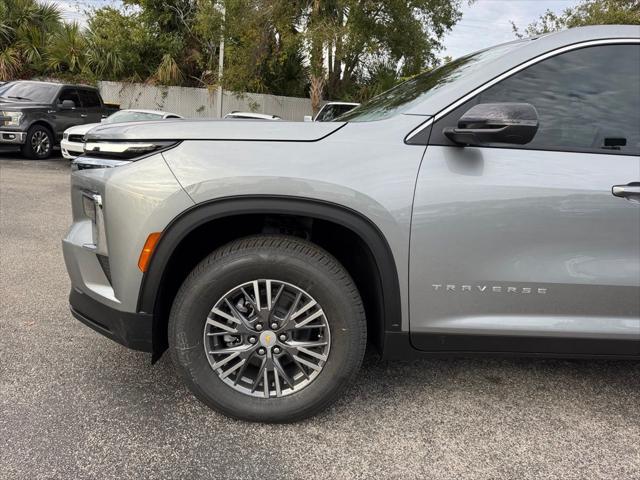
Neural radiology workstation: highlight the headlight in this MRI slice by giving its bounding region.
[63,132,69,140]
[72,140,179,170]
[0,111,23,127]
[83,141,176,158]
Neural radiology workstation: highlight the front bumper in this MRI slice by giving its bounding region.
[61,139,83,159]
[69,288,153,352]
[0,130,26,144]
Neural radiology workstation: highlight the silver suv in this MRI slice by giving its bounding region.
[63,26,640,422]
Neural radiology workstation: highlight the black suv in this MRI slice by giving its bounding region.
[0,81,118,159]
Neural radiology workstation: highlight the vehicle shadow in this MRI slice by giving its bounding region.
[84,339,640,427]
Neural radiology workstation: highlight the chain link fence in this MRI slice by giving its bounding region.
[98,81,313,121]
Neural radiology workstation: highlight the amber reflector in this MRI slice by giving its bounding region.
[138,232,162,272]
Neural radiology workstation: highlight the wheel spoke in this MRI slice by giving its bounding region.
[211,351,241,370]
[296,346,328,362]
[220,359,246,380]
[211,307,241,325]
[251,357,268,393]
[272,284,285,309]
[293,355,322,372]
[252,280,261,311]
[263,367,269,398]
[295,309,324,328]
[273,367,282,397]
[287,340,328,348]
[209,345,250,355]
[290,299,317,321]
[273,357,295,388]
[290,355,311,380]
[206,317,237,334]
[224,298,253,330]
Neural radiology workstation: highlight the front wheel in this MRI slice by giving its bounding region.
[169,235,367,422]
[20,125,53,159]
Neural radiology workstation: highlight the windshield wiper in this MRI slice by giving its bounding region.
[7,95,31,100]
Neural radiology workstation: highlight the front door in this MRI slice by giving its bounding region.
[54,88,85,140]
[409,43,640,355]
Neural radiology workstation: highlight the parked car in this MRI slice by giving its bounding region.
[0,81,118,159]
[61,109,182,160]
[63,26,639,423]
[224,112,281,120]
[304,101,359,122]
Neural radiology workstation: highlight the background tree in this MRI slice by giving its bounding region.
[512,0,640,38]
[0,0,468,101]
[301,0,466,113]
[0,0,63,80]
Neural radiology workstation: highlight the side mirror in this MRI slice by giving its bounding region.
[303,115,313,122]
[60,99,76,110]
[443,103,539,146]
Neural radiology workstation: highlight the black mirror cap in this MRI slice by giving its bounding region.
[61,99,76,110]
[444,102,539,146]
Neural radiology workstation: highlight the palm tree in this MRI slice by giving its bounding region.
[0,0,63,77]
[47,22,86,74]
[150,53,184,85]
[0,47,20,80]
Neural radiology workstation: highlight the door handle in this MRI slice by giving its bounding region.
[612,183,640,199]
[80,114,87,118]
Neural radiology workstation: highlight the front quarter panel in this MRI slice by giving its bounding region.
[64,153,194,312]
[163,115,430,331]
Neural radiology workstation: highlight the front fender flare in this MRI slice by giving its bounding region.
[137,195,402,337]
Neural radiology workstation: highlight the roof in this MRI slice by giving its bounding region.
[117,109,182,117]
[224,112,281,120]
[323,102,360,106]
[2,80,99,90]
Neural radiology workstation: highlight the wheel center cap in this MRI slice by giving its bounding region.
[259,330,276,348]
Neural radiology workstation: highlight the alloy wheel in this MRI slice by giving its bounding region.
[31,130,50,156]
[203,279,331,398]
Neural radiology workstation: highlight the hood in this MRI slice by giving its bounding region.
[65,122,100,136]
[85,119,346,142]
[0,101,50,110]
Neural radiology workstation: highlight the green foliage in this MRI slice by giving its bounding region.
[85,7,160,80]
[512,0,640,38]
[47,22,86,74]
[0,0,64,79]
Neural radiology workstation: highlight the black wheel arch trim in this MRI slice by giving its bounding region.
[137,195,403,344]
[27,120,56,141]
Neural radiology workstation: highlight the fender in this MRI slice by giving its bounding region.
[137,195,403,342]
[27,119,57,140]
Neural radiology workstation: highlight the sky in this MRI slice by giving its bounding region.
[442,0,580,58]
[52,0,582,59]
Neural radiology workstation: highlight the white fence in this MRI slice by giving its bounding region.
[97,81,313,121]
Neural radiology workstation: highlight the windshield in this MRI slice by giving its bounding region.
[338,41,525,122]
[315,104,358,122]
[0,82,59,103]
[105,111,164,123]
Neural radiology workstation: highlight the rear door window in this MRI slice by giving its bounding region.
[78,90,101,108]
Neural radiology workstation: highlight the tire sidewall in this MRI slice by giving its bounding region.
[169,243,365,422]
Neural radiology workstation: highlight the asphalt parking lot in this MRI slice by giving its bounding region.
[1,151,639,480]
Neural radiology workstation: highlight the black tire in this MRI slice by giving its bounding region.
[169,235,367,423]
[20,124,53,159]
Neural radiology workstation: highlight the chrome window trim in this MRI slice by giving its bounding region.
[405,38,640,144]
